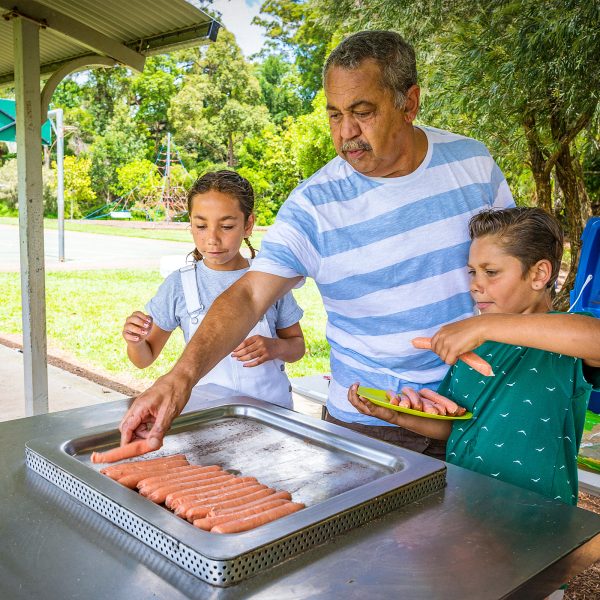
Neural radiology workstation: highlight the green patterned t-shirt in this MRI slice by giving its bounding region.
[439,332,600,505]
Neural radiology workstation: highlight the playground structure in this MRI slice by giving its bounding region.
[85,132,191,222]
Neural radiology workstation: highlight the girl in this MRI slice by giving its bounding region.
[123,170,305,409]
[349,207,600,504]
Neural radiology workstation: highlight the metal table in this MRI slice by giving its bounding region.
[2,385,599,600]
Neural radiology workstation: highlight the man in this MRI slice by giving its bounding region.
[120,30,513,458]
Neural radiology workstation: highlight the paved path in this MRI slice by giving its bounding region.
[0,223,192,272]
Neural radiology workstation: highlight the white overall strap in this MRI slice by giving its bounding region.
[179,264,204,324]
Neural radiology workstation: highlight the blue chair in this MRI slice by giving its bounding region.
[570,217,600,412]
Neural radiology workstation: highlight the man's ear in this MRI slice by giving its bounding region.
[245,213,255,237]
[403,85,421,122]
[530,259,553,290]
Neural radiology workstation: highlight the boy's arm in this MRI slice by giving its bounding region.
[431,313,600,367]
[348,384,453,440]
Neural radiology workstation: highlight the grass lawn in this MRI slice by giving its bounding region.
[0,269,329,390]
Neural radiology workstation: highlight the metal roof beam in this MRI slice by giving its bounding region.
[129,20,220,55]
[0,0,146,71]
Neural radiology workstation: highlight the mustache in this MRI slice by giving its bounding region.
[341,140,372,152]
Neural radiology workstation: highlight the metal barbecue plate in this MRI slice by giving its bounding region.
[26,397,446,587]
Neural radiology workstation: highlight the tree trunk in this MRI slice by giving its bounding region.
[550,113,592,310]
[522,114,552,212]
[227,133,234,167]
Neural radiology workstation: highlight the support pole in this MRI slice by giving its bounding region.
[49,109,65,261]
[14,16,49,415]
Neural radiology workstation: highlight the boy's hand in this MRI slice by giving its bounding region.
[347,383,400,425]
[123,311,153,345]
[431,315,488,366]
[231,335,278,367]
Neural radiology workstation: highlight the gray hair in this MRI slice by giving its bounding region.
[323,30,417,108]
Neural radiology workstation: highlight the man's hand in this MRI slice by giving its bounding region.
[231,335,279,367]
[119,373,192,448]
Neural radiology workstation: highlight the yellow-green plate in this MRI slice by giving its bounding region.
[357,386,473,420]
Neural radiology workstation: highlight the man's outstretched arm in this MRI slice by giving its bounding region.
[119,271,302,447]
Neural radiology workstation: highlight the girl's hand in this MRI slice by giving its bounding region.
[123,311,153,345]
[231,335,278,367]
[430,315,487,365]
[347,383,401,425]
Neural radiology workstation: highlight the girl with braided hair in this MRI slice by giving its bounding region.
[123,170,305,409]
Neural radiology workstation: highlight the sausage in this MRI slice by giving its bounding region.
[135,465,221,490]
[186,488,277,520]
[210,502,305,534]
[100,454,187,475]
[104,460,189,481]
[143,474,234,503]
[401,386,423,411]
[91,439,161,464]
[192,499,292,530]
[171,478,259,512]
[139,470,228,495]
[398,394,411,408]
[419,387,461,416]
[419,398,441,415]
[177,482,266,518]
[117,465,215,489]
[163,476,242,507]
[184,485,270,521]
[411,337,494,377]
[208,490,293,517]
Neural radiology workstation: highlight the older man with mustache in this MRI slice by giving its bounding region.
[119,30,514,457]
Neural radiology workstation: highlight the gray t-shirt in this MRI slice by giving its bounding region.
[146,259,304,343]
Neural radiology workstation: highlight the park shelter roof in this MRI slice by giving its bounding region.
[0,0,219,85]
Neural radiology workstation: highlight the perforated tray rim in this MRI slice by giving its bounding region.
[26,447,445,587]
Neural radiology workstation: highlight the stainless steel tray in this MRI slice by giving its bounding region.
[26,397,446,587]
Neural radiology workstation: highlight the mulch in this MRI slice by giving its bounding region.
[565,492,600,599]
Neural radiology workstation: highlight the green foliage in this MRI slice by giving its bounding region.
[255,0,332,105]
[239,121,301,224]
[131,55,182,156]
[256,55,304,123]
[169,30,271,166]
[289,90,336,179]
[115,158,161,199]
[89,103,146,201]
[0,159,57,216]
[62,156,96,218]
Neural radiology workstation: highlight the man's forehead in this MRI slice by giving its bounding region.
[324,62,389,107]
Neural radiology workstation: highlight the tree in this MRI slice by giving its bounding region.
[254,0,331,106]
[131,55,182,157]
[239,121,302,224]
[289,90,336,180]
[169,30,270,167]
[89,103,146,202]
[61,156,96,218]
[256,55,304,124]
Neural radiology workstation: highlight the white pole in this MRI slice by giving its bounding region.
[165,131,171,222]
[49,108,65,261]
[14,16,49,415]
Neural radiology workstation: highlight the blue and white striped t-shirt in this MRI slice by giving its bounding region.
[250,126,515,424]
